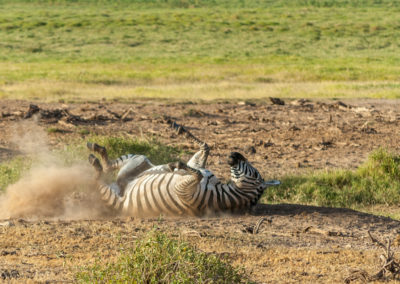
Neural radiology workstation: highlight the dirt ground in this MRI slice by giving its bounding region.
[1,98,400,282]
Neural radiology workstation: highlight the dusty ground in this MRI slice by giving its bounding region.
[1,98,400,282]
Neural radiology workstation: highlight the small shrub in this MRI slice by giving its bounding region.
[0,157,30,191]
[47,127,65,133]
[88,135,185,165]
[264,148,400,208]
[76,231,246,283]
[78,128,90,135]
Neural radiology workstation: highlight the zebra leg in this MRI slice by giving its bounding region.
[169,161,203,182]
[87,142,113,173]
[170,122,210,169]
[88,154,103,180]
[115,155,154,195]
[172,161,203,205]
[89,154,125,210]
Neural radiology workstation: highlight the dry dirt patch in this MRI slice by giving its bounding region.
[0,205,399,282]
[1,98,400,282]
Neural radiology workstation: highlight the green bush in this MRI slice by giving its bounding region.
[87,135,185,165]
[264,148,400,207]
[0,157,30,191]
[76,231,246,283]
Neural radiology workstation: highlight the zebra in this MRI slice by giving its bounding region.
[87,122,280,217]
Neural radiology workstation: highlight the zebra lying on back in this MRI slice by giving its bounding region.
[88,122,280,217]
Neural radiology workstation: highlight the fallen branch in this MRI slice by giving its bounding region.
[121,108,135,121]
[344,231,400,283]
[253,217,270,234]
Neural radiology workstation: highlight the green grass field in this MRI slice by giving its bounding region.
[1,0,400,101]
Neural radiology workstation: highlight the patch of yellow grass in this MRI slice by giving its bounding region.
[358,205,400,220]
[192,237,380,283]
[2,80,400,102]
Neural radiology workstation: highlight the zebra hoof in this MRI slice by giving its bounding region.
[170,121,184,134]
[87,142,94,150]
[88,154,103,173]
[167,162,177,171]
[176,161,186,170]
[87,142,107,156]
[177,126,186,135]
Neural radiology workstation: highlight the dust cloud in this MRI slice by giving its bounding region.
[0,121,110,220]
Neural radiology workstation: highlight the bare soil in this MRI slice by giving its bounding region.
[1,98,400,283]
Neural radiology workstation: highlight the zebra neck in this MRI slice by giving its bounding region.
[225,180,262,192]
[223,181,263,201]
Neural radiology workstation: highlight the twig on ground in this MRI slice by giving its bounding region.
[253,217,267,234]
[344,231,400,283]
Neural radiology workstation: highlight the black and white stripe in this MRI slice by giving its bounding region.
[88,121,279,217]
[94,153,273,217]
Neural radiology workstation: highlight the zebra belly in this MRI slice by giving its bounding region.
[122,173,193,217]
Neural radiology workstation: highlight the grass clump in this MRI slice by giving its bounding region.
[0,157,31,191]
[78,128,90,136]
[87,135,185,165]
[47,127,67,133]
[76,231,246,283]
[264,148,400,208]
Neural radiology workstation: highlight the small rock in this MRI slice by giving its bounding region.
[24,104,40,119]
[337,101,348,108]
[289,125,301,131]
[320,140,334,149]
[0,221,14,227]
[291,99,311,106]
[1,250,16,256]
[12,111,24,117]
[263,142,274,148]
[1,270,19,280]
[269,97,285,105]
[245,101,256,106]
[238,101,256,106]
[244,146,256,154]
[361,123,377,134]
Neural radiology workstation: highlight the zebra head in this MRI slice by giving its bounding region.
[228,152,265,190]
